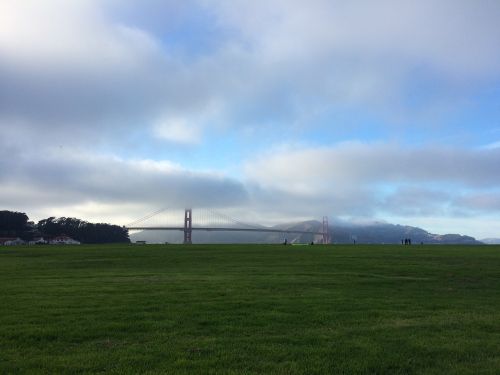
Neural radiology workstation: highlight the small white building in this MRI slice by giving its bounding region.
[49,235,80,245]
[1,237,26,246]
[29,237,48,245]
[0,237,16,246]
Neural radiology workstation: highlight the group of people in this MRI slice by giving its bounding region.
[402,238,412,245]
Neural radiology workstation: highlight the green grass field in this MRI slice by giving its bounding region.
[1,244,500,374]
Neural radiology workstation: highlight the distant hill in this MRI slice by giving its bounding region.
[480,238,500,245]
[331,221,481,245]
[130,220,483,245]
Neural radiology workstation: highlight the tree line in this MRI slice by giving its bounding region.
[0,210,129,244]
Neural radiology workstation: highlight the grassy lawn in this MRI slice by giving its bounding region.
[1,244,499,374]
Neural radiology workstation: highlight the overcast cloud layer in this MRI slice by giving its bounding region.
[1,0,500,238]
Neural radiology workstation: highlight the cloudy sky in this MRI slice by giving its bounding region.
[1,0,500,238]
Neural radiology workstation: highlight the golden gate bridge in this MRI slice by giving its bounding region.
[126,208,330,244]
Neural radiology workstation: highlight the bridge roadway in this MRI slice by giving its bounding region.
[127,226,324,236]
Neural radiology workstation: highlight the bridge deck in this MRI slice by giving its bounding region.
[127,227,323,235]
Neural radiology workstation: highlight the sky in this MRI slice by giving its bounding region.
[1,0,500,238]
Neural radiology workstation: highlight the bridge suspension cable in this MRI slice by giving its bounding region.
[126,206,171,227]
[125,207,330,244]
[204,209,264,230]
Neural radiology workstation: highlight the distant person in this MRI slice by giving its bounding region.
[310,241,314,245]
[401,239,404,245]
[283,239,287,245]
[404,238,408,245]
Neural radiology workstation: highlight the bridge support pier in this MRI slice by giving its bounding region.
[183,209,192,244]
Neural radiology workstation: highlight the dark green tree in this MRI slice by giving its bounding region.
[0,210,30,237]
[37,217,130,244]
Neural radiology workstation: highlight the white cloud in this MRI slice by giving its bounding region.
[0,143,249,223]
[153,117,203,144]
[454,193,500,213]
[245,142,500,192]
[2,0,499,149]
[207,0,500,79]
[482,141,500,149]
[382,187,451,216]
[0,0,161,69]
[0,137,499,237]
[243,142,500,221]
[0,0,499,238]
[0,0,202,147]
